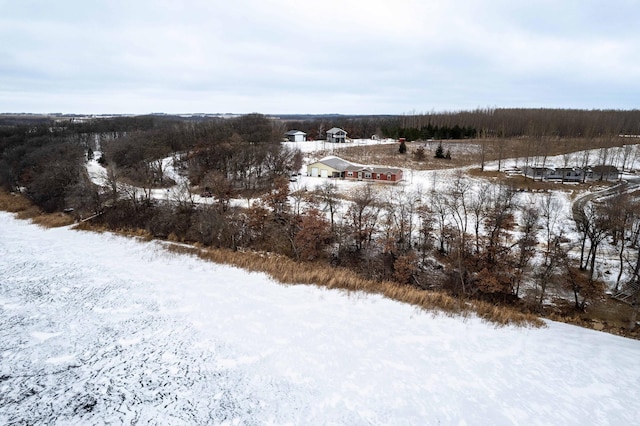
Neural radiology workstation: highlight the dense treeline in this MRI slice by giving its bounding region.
[282,108,640,140]
[0,113,298,213]
[0,123,87,212]
[401,108,640,138]
[97,113,299,199]
[388,124,477,141]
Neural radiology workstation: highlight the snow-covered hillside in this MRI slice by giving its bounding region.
[1,212,639,424]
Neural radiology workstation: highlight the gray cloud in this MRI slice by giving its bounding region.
[0,0,638,114]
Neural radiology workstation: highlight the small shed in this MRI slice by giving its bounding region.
[285,130,307,142]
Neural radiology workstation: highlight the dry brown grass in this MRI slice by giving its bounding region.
[0,189,74,227]
[0,190,35,213]
[162,243,544,328]
[31,213,75,227]
[466,168,503,179]
[335,141,476,170]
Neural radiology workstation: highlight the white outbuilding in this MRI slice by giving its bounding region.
[285,130,307,142]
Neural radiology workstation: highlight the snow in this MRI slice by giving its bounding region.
[85,153,107,185]
[1,212,639,424]
[283,138,398,154]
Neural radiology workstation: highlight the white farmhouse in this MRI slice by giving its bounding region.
[326,127,347,143]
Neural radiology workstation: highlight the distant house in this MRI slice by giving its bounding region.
[306,156,403,182]
[285,130,307,142]
[588,165,619,181]
[326,127,347,143]
[344,166,403,182]
[523,165,553,180]
[523,164,619,182]
[547,167,584,182]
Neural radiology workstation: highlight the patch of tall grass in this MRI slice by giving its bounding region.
[0,190,73,227]
[164,243,544,328]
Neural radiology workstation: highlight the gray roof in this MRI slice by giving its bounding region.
[285,130,306,135]
[349,166,402,174]
[316,156,356,171]
[370,167,402,174]
[326,127,347,135]
[311,156,402,175]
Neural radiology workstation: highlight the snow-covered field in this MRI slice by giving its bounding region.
[1,212,639,424]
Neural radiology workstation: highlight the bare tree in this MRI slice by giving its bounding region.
[534,232,568,311]
[289,181,308,218]
[293,208,332,261]
[104,164,121,203]
[563,266,606,311]
[601,191,637,291]
[514,204,539,297]
[469,182,490,254]
[484,184,518,267]
[581,202,611,280]
[202,171,234,212]
[345,185,380,252]
[314,181,341,229]
[381,187,418,255]
[416,202,435,262]
[445,171,471,242]
[168,181,196,209]
[539,193,562,265]
[479,128,488,172]
[579,149,591,182]
[620,144,634,172]
[431,191,450,254]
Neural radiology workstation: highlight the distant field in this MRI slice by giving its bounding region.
[335,137,630,170]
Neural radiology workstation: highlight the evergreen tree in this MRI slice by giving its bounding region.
[399,140,407,154]
[434,142,445,158]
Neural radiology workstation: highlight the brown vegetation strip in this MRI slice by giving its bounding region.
[165,243,545,328]
[0,190,74,227]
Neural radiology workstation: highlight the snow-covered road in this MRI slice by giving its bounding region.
[1,212,639,425]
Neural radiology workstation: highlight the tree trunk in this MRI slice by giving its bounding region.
[629,293,639,330]
[616,240,625,292]
[588,242,598,281]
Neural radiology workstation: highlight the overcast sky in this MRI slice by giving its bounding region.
[1,0,638,115]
